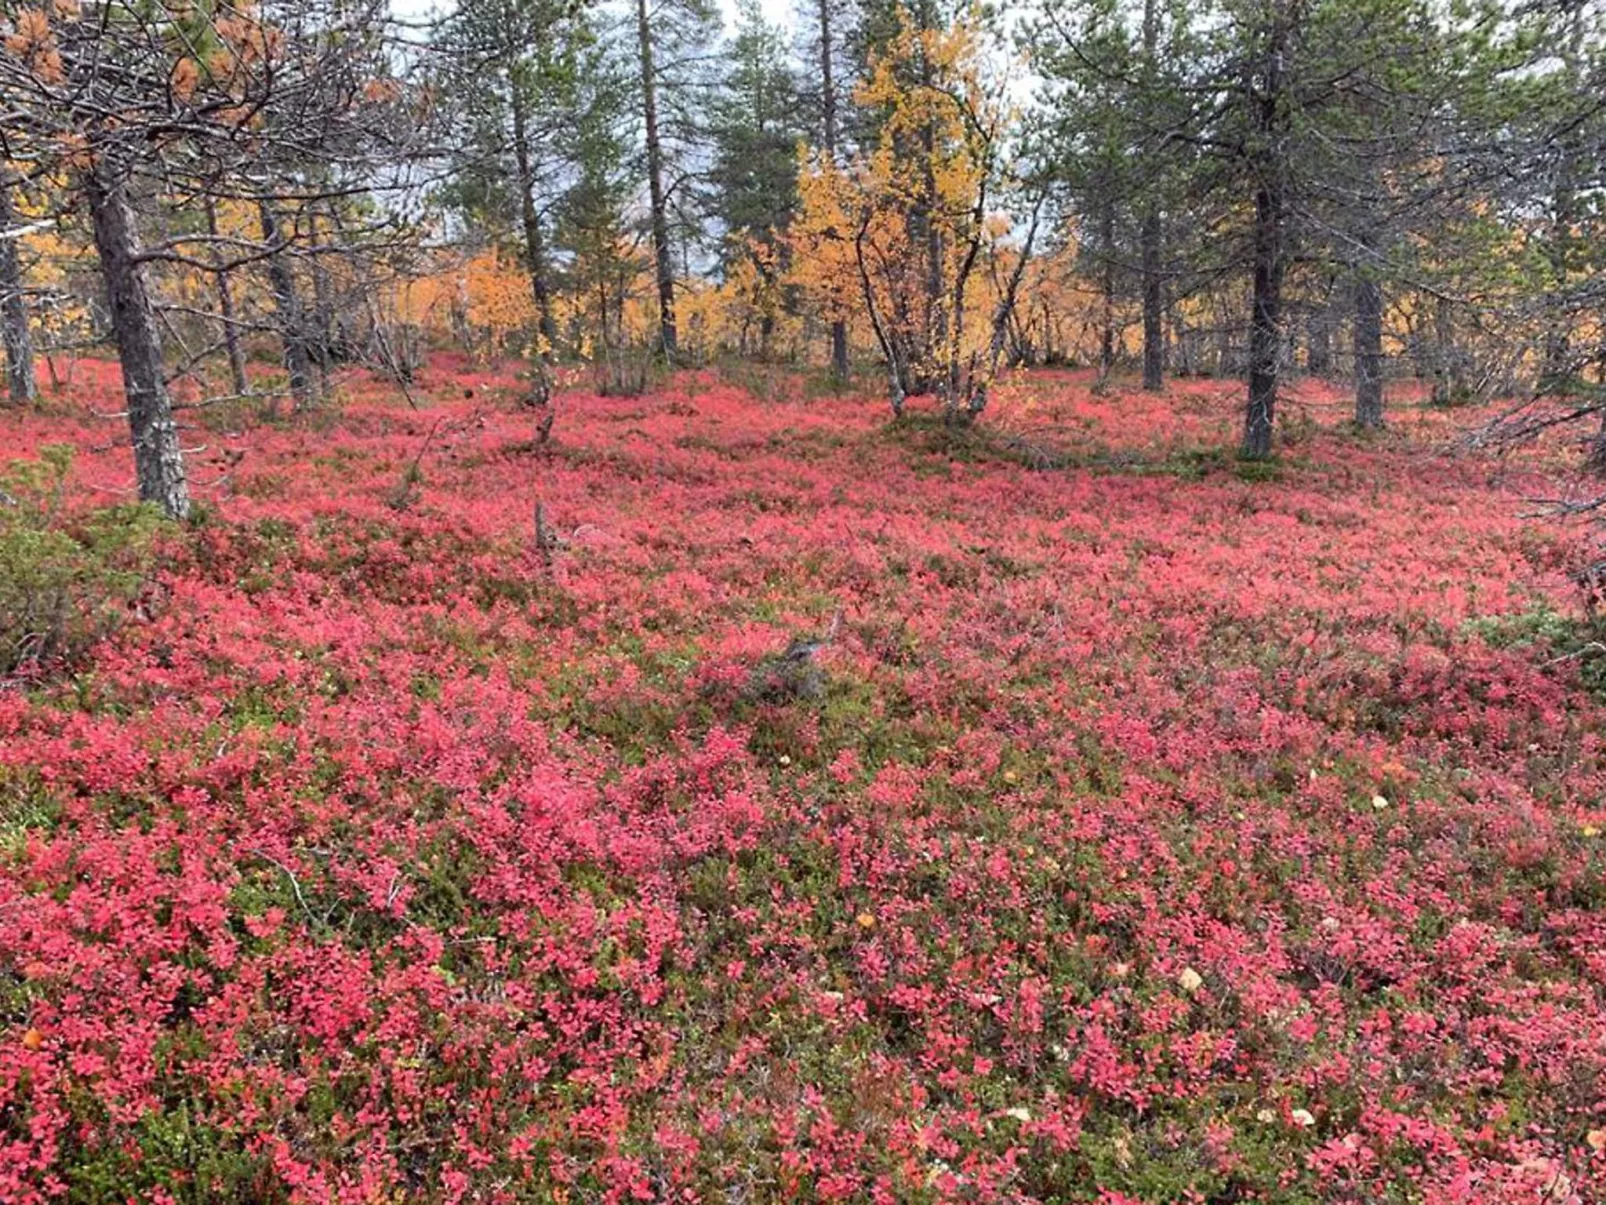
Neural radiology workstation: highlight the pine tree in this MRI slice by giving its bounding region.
[1037,0,1527,457]
[554,49,640,374]
[432,0,600,361]
[1031,0,1199,392]
[709,2,803,357]
[631,0,718,358]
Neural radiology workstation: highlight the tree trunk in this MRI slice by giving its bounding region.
[1345,164,1386,415]
[1307,286,1333,376]
[924,165,945,393]
[1173,312,1195,376]
[308,209,334,397]
[1243,178,1284,458]
[86,161,190,519]
[0,180,38,404]
[855,214,905,415]
[1308,318,1330,375]
[636,0,676,358]
[1098,203,1116,382]
[1241,21,1287,461]
[1353,274,1384,427]
[205,198,250,398]
[258,201,315,411]
[1540,2,1585,390]
[830,322,850,380]
[912,4,945,392]
[1140,207,1163,391]
[817,0,850,379]
[1431,295,1464,404]
[509,88,557,358]
[1139,0,1163,393]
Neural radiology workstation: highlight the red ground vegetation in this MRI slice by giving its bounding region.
[2,359,1603,1202]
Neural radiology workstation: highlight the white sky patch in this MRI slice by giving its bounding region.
[719,0,796,31]
[390,0,795,37]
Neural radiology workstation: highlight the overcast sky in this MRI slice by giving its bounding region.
[722,0,796,30]
[394,0,797,35]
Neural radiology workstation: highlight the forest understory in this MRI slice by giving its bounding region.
[3,359,1606,1202]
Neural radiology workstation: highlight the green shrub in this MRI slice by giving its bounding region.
[1464,601,1606,699]
[0,444,164,676]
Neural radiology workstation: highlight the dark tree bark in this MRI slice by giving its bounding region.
[909,2,944,392]
[817,0,850,379]
[86,161,190,519]
[923,163,945,390]
[1540,1,1585,389]
[310,250,333,397]
[1140,207,1163,391]
[1244,177,1285,457]
[1139,0,1164,393]
[1430,294,1465,404]
[509,87,557,357]
[1098,202,1116,382]
[1307,304,1332,375]
[855,212,905,415]
[205,198,249,399]
[258,201,315,411]
[1242,16,1288,460]
[0,181,37,405]
[636,0,677,358]
[830,317,850,380]
[1353,274,1384,427]
[1172,312,1194,376]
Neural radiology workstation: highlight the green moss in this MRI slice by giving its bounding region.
[0,445,164,676]
[1465,602,1606,699]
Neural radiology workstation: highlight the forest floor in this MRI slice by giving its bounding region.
[4,358,1606,1203]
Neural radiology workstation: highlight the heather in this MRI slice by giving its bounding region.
[3,363,1605,1203]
